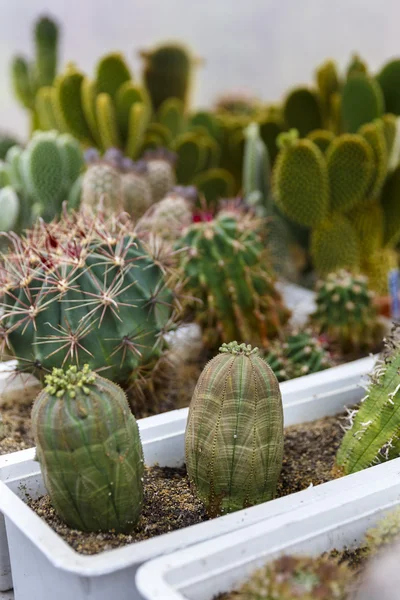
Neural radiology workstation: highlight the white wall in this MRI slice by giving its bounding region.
[0,0,399,140]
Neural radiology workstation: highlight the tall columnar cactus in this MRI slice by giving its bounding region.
[0,211,181,391]
[32,365,144,533]
[185,342,284,516]
[335,334,400,475]
[11,16,59,131]
[232,554,352,600]
[176,214,290,349]
[310,270,381,352]
[140,43,194,111]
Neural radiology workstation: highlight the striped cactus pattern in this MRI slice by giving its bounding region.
[185,342,283,516]
[32,365,144,533]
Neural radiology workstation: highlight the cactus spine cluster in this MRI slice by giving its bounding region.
[311,270,381,352]
[335,331,400,475]
[185,342,284,516]
[176,213,290,349]
[32,365,144,532]
[0,211,181,392]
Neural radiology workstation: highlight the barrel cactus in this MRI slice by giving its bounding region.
[0,210,181,398]
[32,365,144,533]
[310,270,381,352]
[185,342,284,516]
[176,213,290,349]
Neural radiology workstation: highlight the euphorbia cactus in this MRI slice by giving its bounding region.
[32,364,144,533]
[185,341,284,516]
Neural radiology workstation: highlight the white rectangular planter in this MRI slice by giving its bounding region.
[137,460,400,600]
[0,353,383,599]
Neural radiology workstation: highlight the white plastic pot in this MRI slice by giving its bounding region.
[137,459,400,600]
[0,354,383,599]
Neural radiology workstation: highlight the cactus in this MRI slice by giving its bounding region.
[192,168,235,206]
[362,248,398,295]
[143,149,176,202]
[326,134,374,212]
[350,201,384,254]
[232,554,352,600]
[273,130,329,227]
[95,53,131,99]
[307,129,335,153]
[311,214,361,275]
[176,214,290,349]
[185,342,284,516]
[359,120,388,199]
[283,88,323,137]
[140,43,193,111]
[0,133,20,161]
[311,270,381,353]
[55,64,94,144]
[11,16,59,130]
[346,53,368,78]
[0,187,20,231]
[382,165,400,246]
[32,365,144,533]
[315,59,340,127]
[135,191,193,242]
[377,59,400,115]
[157,98,186,138]
[0,211,181,391]
[335,332,400,474]
[341,74,384,133]
[81,163,123,213]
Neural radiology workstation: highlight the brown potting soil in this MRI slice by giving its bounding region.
[0,401,34,455]
[27,413,344,555]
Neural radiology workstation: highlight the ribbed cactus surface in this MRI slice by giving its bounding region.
[185,342,284,516]
[32,365,144,532]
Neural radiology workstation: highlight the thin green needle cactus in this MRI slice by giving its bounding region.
[32,365,144,533]
[185,342,284,516]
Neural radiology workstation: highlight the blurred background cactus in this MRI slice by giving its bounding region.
[185,341,284,516]
[32,365,144,532]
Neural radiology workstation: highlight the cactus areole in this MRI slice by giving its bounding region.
[32,365,144,533]
[185,342,284,516]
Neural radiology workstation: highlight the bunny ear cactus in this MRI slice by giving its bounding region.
[307,129,335,153]
[176,214,290,349]
[341,74,384,133]
[283,88,323,137]
[315,59,340,128]
[359,120,388,199]
[0,211,181,396]
[32,365,144,533]
[185,342,284,516]
[335,333,400,475]
[377,59,400,115]
[310,270,381,352]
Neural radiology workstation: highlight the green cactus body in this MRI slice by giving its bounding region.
[284,331,332,378]
[359,120,388,199]
[283,88,323,137]
[5,145,24,191]
[263,348,290,382]
[141,43,192,111]
[1,214,177,386]
[95,53,131,100]
[177,214,290,349]
[258,117,284,165]
[115,82,149,146]
[346,53,368,78]
[335,342,400,475]
[121,172,152,217]
[135,192,193,242]
[81,78,101,146]
[144,157,176,202]
[96,93,121,150]
[307,129,335,154]
[0,133,20,161]
[233,554,352,600]
[311,270,380,353]
[157,98,186,138]
[55,65,94,144]
[192,168,235,207]
[326,134,374,212]
[0,187,20,231]
[362,248,398,295]
[341,74,384,133]
[34,16,59,88]
[11,56,34,110]
[382,113,398,160]
[377,59,400,115]
[35,86,63,131]
[126,102,151,160]
[311,214,361,275]
[174,134,207,184]
[350,200,384,254]
[32,365,144,533]
[315,59,340,126]
[382,165,400,246]
[185,342,283,516]
[273,131,329,227]
[81,163,123,213]
[56,133,84,188]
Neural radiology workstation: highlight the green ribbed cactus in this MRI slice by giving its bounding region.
[11,16,59,131]
[273,129,329,227]
[232,554,352,600]
[311,270,381,352]
[377,59,400,115]
[0,211,180,390]
[335,334,400,475]
[283,88,323,137]
[140,43,194,111]
[326,133,374,211]
[185,342,283,516]
[32,365,144,533]
[341,74,384,133]
[311,214,361,275]
[176,214,290,349]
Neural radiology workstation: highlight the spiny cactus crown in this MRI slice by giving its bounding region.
[219,341,258,356]
[44,364,96,398]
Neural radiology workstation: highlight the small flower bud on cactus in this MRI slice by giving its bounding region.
[310,269,382,352]
[32,365,144,533]
[232,554,352,599]
[185,341,284,516]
